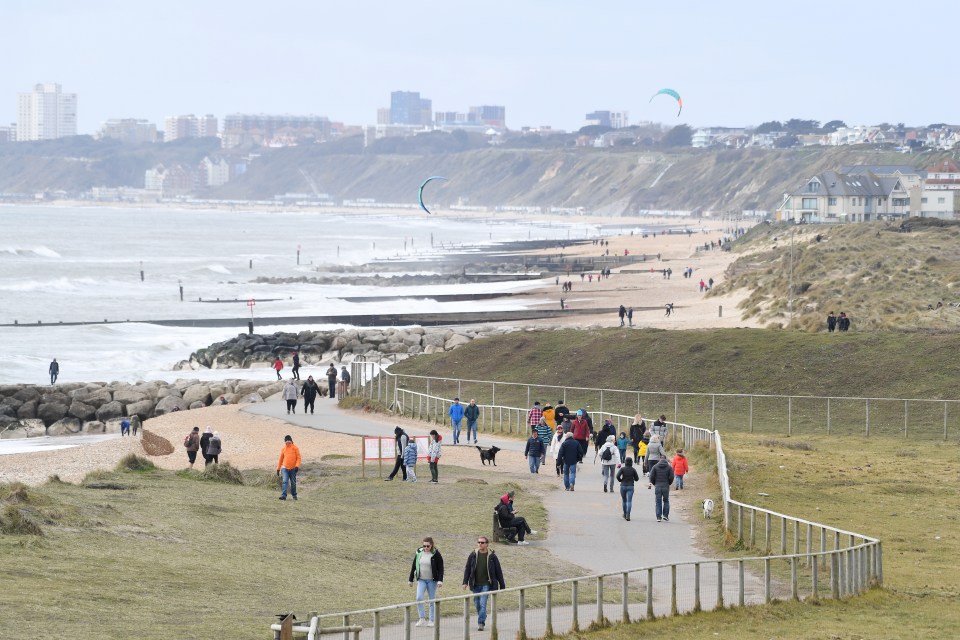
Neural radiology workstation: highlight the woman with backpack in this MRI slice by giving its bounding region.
[598,434,619,493]
[183,427,200,469]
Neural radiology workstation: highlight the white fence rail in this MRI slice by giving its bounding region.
[288,363,883,639]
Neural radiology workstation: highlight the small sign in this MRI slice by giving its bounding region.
[363,435,429,460]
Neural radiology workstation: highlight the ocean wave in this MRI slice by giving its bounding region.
[0,245,62,258]
[203,264,232,275]
[0,277,99,292]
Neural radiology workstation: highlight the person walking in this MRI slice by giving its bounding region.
[650,414,668,443]
[338,366,351,399]
[627,307,633,326]
[184,426,200,469]
[272,357,284,380]
[616,457,641,520]
[554,399,570,425]
[838,311,851,332]
[291,351,301,380]
[672,448,689,490]
[207,431,222,465]
[282,378,299,414]
[549,425,564,477]
[598,435,619,493]
[276,435,301,501]
[645,434,666,472]
[301,375,321,414]
[449,397,465,445]
[618,304,626,326]
[464,399,480,444]
[629,414,646,460]
[527,401,543,431]
[571,410,590,461]
[558,432,580,491]
[200,426,213,464]
[524,428,544,474]
[536,417,553,467]
[427,430,442,483]
[461,536,505,632]
[48,358,59,384]
[648,455,676,522]
[403,437,419,482]
[409,537,444,627]
[325,363,338,399]
[385,426,409,481]
[826,311,837,332]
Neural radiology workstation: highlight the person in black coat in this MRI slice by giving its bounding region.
[629,415,646,459]
[461,538,505,632]
[301,376,321,414]
[557,433,581,491]
[647,457,676,522]
[385,426,409,481]
[291,351,301,380]
[554,400,570,424]
[826,311,837,332]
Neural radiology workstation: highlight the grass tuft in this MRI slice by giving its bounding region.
[199,462,244,485]
[0,504,44,536]
[116,453,157,472]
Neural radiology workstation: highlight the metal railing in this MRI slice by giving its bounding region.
[350,360,960,441]
[291,363,884,639]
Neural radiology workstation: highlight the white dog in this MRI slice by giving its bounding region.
[702,498,715,519]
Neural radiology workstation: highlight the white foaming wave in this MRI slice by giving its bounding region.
[0,277,99,292]
[203,264,232,275]
[0,245,62,258]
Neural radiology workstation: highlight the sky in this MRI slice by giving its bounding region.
[2,0,958,135]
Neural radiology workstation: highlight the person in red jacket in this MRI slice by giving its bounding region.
[672,449,689,490]
[272,357,284,380]
[571,410,590,462]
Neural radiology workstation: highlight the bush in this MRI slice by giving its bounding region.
[199,462,244,485]
[116,454,157,472]
[0,504,44,536]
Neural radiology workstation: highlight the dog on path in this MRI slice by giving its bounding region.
[702,498,715,519]
[477,445,501,466]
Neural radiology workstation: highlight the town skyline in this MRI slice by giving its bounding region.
[3,0,959,135]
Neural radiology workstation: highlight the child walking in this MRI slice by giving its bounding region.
[404,438,420,482]
[616,431,630,462]
[672,448,689,490]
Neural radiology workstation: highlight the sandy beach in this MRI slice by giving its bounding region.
[1,213,757,484]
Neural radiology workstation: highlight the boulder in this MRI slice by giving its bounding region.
[257,382,283,399]
[321,350,341,363]
[68,399,97,421]
[422,332,447,348]
[182,384,212,406]
[444,334,472,350]
[239,393,264,403]
[17,400,38,420]
[208,385,227,401]
[330,335,350,350]
[84,421,106,433]
[155,395,189,415]
[380,342,408,354]
[424,344,444,355]
[188,401,205,410]
[132,382,160,399]
[21,419,47,438]
[47,417,83,436]
[96,401,125,422]
[1,396,23,410]
[407,345,423,354]
[113,389,146,405]
[83,388,113,408]
[157,386,181,399]
[41,391,71,406]
[13,388,40,403]
[125,399,155,421]
[37,402,69,427]
[234,381,266,398]
[400,333,422,348]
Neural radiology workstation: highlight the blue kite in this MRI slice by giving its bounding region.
[418,176,447,214]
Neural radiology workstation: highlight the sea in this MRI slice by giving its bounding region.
[0,205,614,386]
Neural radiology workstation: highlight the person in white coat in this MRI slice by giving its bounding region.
[549,425,564,477]
[598,435,620,493]
[282,378,299,414]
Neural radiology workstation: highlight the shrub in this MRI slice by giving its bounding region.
[199,462,244,485]
[116,454,157,472]
[0,504,44,536]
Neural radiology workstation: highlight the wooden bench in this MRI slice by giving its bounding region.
[492,509,518,543]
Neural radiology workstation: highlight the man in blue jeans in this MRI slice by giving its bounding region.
[449,397,465,444]
[557,433,580,491]
[647,456,676,522]
[464,398,480,444]
[461,536,505,631]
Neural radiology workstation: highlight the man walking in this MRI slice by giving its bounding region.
[461,536,505,632]
[618,304,626,326]
[647,455,675,522]
[301,375,321,414]
[449,397,465,445]
[325,363,338,399]
[48,358,59,384]
[558,433,580,491]
[291,351,301,380]
[385,426,409,481]
[527,401,543,431]
[276,435,301,501]
[464,398,480,444]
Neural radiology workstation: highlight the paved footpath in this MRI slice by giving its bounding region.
[245,398,764,636]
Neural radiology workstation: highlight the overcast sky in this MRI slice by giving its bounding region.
[3,0,957,135]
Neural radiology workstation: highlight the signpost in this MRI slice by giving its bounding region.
[247,298,256,334]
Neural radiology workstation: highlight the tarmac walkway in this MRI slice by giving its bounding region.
[245,398,766,637]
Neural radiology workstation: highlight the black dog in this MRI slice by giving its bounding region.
[477,445,501,466]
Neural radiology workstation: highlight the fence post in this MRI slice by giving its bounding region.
[945,401,949,441]
[764,558,771,604]
[811,553,819,600]
[596,576,604,625]
[865,398,870,436]
[826,397,831,435]
[572,580,580,630]
[645,570,653,619]
[621,572,630,622]
[749,395,753,433]
[780,517,787,554]
[711,394,716,430]
[791,556,798,600]
[693,562,701,612]
[876,541,884,586]
[831,551,840,598]
[806,523,812,568]
[433,602,441,640]
[518,589,526,638]
[545,583,554,636]
[674,394,678,424]
[342,615,350,640]
[489,592,496,640]
[404,606,411,640]
[373,611,381,640]
[526,385,530,409]
[788,396,792,436]
[737,505,743,542]
[750,508,756,548]
[737,560,745,607]
[716,561,724,609]
[764,513,771,553]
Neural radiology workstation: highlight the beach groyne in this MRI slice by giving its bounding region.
[0,379,285,439]
[176,325,514,371]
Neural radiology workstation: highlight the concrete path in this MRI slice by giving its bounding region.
[245,398,766,637]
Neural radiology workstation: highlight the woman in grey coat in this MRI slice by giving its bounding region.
[206,431,222,465]
[644,434,666,474]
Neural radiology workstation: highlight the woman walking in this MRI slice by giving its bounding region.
[207,431,222,465]
[598,435,619,493]
[427,430,442,483]
[408,536,444,627]
[616,458,641,520]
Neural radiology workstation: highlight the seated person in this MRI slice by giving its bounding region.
[495,491,536,545]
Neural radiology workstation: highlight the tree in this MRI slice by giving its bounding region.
[661,124,693,148]
[577,125,613,137]
[821,120,846,133]
[773,135,799,149]
[755,120,783,134]
[784,119,820,134]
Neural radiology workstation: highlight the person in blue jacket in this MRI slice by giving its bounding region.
[449,397,465,444]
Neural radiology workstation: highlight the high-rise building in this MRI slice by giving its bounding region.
[389,91,431,125]
[97,118,157,144]
[16,83,77,141]
[584,111,629,129]
[469,106,506,128]
[164,114,218,142]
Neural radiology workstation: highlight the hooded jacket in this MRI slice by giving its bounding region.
[403,441,419,467]
[557,433,581,465]
[598,438,619,466]
[462,548,505,590]
[409,546,445,583]
[672,454,689,476]
[571,417,590,441]
[648,457,675,488]
[449,402,465,422]
[301,379,321,401]
[394,427,409,456]
[282,381,299,400]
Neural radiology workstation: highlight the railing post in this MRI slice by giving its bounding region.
[621,572,630,622]
[711,394,716,430]
[749,395,753,433]
[693,562,701,612]
[750,508,756,548]
[518,589,526,638]
[865,398,870,436]
[877,541,884,586]
[806,523,813,568]
[670,564,678,616]
[716,561,724,609]
[646,570,653,619]
[674,394,678,424]
[489,592,497,640]
[545,583,554,636]
[737,560,745,607]
[404,605,412,640]
[831,552,840,598]
[737,505,743,543]
[342,614,350,640]
[788,396,792,436]
[945,401,949,441]
[826,397,831,435]
[780,517,787,554]
[374,610,381,640]
[811,552,819,600]
[765,513,771,553]
[764,558,772,604]
[596,576,604,625]
[790,556,798,600]
[572,580,580,630]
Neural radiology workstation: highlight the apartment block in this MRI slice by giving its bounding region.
[97,118,157,144]
[16,83,77,141]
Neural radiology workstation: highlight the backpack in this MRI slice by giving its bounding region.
[183,434,192,448]
[601,446,613,461]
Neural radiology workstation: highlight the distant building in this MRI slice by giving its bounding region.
[97,118,157,144]
[469,105,506,128]
[144,163,196,197]
[691,127,746,148]
[164,114,218,142]
[0,124,15,144]
[584,111,628,129]
[777,166,923,223]
[16,83,77,141]
[389,91,432,125]
[917,159,960,219]
[200,156,230,187]
[221,113,331,148]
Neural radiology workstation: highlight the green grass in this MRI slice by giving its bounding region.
[0,463,580,640]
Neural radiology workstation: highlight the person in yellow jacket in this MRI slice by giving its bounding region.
[277,435,302,501]
[542,404,556,429]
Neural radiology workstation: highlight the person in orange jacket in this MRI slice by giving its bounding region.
[277,434,302,500]
[671,449,689,490]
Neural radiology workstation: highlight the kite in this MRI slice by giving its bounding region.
[650,88,682,117]
[418,176,447,214]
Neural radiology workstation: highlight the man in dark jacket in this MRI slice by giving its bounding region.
[594,419,616,455]
[325,364,338,399]
[291,351,301,380]
[557,433,581,491]
[524,428,545,474]
[464,399,481,444]
[385,426,409,481]
[300,375,321,414]
[647,457,676,522]
[554,399,570,424]
[495,491,535,543]
[461,537,505,632]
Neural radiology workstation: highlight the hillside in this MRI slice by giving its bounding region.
[1,136,954,213]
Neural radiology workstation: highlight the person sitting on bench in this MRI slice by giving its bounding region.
[495,491,536,545]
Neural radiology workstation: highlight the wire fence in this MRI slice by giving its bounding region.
[264,363,886,638]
